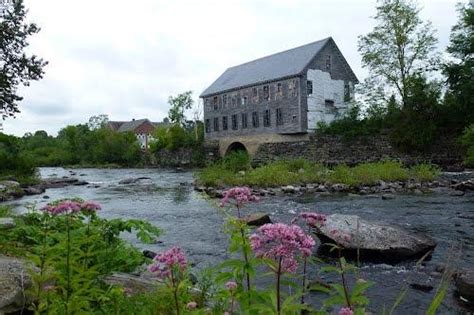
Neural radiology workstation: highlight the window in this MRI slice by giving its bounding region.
[307,80,313,95]
[264,109,271,127]
[263,85,269,101]
[276,83,283,98]
[241,113,248,128]
[252,88,258,97]
[222,94,228,106]
[213,117,219,131]
[326,55,331,71]
[241,96,248,105]
[344,82,351,102]
[289,79,298,97]
[252,112,259,128]
[213,96,218,110]
[276,108,283,125]
[205,119,211,133]
[232,114,238,130]
[232,96,237,106]
[222,116,228,130]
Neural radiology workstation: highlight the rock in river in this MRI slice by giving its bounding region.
[119,177,152,185]
[243,213,272,226]
[314,214,437,262]
[455,270,474,302]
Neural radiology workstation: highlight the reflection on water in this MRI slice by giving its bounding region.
[4,167,474,314]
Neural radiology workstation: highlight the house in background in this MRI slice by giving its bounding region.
[200,37,358,156]
[107,118,170,149]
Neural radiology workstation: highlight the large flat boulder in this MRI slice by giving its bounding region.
[314,214,437,262]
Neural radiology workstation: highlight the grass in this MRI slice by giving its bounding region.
[196,159,440,188]
[0,205,12,217]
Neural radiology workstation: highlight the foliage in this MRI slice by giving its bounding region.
[358,0,438,108]
[0,199,161,313]
[17,119,143,167]
[222,151,251,173]
[0,205,12,217]
[168,91,194,127]
[87,114,109,130]
[460,124,474,167]
[442,3,474,130]
[150,122,204,152]
[0,0,47,118]
[0,132,37,182]
[197,159,438,187]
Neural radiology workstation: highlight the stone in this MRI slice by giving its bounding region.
[0,256,35,313]
[43,195,50,199]
[315,184,328,192]
[103,272,159,295]
[242,213,272,227]
[330,183,349,193]
[143,250,157,259]
[314,214,437,262]
[72,180,89,186]
[381,194,395,200]
[119,177,152,185]
[282,185,296,193]
[409,283,434,292]
[449,190,465,197]
[451,180,474,192]
[0,218,15,229]
[23,187,45,195]
[455,270,474,302]
[41,177,79,189]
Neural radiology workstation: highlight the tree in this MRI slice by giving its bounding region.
[443,3,474,127]
[0,0,47,118]
[358,0,439,108]
[167,91,194,126]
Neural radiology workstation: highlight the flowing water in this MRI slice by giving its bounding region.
[5,168,474,314]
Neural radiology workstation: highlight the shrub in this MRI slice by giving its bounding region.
[222,151,251,173]
[410,164,440,182]
[460,124,474,167]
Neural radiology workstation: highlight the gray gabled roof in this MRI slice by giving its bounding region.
[201,37,332,97]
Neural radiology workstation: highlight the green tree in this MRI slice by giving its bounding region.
[0,0,47,118]
[358,0,439,108]
[442,3,474,128]
[167,91,194,126]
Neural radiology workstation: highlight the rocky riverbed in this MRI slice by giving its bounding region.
[1,167,474,313]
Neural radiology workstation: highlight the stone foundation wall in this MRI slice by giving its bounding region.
[252,134,465,170]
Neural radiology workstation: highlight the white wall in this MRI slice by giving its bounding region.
[306,69,352,130]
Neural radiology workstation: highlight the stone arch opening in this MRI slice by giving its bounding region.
[225,142,248,156]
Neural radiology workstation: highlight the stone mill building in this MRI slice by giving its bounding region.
[200,37,358,157]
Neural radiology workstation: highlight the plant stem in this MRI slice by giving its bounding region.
[276,256,282,315]
[338,248,351,309]
[65,213,71,314]
[170,272,180,315]
[236,205,251,293]
[301,225,311,308]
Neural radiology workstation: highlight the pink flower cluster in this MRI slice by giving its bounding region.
[250,223,315,273]
[225,281,238,291]
[41,200,101,215]
[339,307,353,315]
[148,247,187,280]
[299,212,327,228]
[220,186,259,207]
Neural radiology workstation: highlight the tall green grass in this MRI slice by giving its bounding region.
[197,159,440,188]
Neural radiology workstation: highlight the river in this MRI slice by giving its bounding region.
[4,167,474,314]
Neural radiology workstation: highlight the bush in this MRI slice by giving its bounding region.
[460,124,474,167]
[222,151,251,173]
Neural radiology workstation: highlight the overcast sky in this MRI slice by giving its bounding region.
[2,0,460,136]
